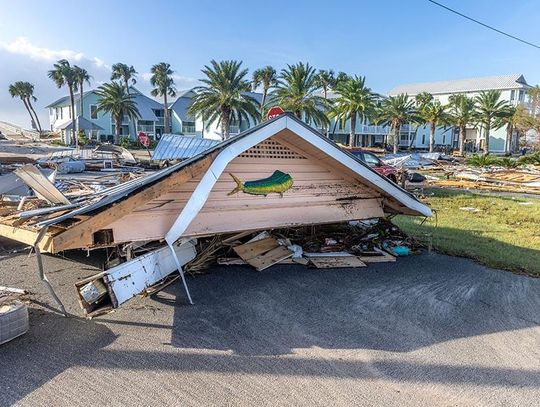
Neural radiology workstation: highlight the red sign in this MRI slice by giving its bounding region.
[267,106,285,120]
[138,132,150,147]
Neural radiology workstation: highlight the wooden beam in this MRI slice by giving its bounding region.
[51,153,217,252]
[0,223,53,252]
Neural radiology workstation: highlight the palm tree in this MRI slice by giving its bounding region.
[316,69,335,100]
[335,72,349,87]
[420,100,448,153]
[8,81,42,134]
[527,85,540,115]
[111,63,138,137]
[474,90,509,154]
[48,59,77,146]
[448,94,475,155]
[270,62,329,128]
[377,94,417,154]
[415,91,433,109]
[150,62,176,134]
[95,82,140,142]
[252,66,277,120]
[330,75,376,147]
[73,66,91,118]
[188,60,259,140]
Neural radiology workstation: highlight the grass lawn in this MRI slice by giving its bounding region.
[393,188,540,276]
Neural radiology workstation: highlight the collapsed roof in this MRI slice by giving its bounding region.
[0,113,431,253]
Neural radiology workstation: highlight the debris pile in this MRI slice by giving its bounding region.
[184,219,420,274]
[428,167,540,194]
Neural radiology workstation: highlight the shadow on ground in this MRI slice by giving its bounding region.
[169,253,540,355]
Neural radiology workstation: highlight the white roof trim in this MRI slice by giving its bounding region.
[165,115,431,245]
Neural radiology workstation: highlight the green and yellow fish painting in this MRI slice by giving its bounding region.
[228,170,293,197]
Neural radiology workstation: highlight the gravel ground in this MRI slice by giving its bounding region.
[0,248,538,406]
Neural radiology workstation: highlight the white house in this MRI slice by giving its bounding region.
[387,74,532,152]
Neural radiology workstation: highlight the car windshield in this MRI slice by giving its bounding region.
[363,152,380,167]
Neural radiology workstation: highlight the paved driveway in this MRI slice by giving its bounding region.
[0,250,539,406]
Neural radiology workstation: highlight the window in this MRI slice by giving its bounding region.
[421,134,426,144]
[363,152,380,167]
[510,90,516,100]
[442,134,446,144]
[90,105,98,119]
[519,90,525,102]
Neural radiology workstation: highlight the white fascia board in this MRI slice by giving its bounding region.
[165,118,288,244]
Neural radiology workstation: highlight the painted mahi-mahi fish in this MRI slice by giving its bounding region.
[228,170,293,197]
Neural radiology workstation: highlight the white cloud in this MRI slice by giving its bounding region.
[0,37,111,70]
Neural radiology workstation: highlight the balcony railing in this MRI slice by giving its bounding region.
[137,124,155,133]
[182,125,196,134]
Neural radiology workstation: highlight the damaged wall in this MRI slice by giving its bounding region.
[107,136,384,242]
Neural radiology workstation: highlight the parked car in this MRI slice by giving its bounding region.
[348,149,398,183]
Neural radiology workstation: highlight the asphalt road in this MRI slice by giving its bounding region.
[0,249,538,406]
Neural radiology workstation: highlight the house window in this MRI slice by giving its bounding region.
[182,121,196,133]
[421,134,426,144]
[519,90,525,102]
[90,105,98,119]
[510,90,515,100]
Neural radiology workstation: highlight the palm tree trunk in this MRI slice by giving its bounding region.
[261,89,267,122]
[393,124,400,154]
[221,107,230,140]
[295,110,301,119]
[505,124,513,153]
[349,112,356,147]
[21,98,35,131]
[429,122,436,153]
[163,93,170,134]
[125,80,137,139]
[483,123,490,155]
[26,98,42,134]
[69,87,77,148]
[115,115,121,143]
[459,125,466,156]
[79,83,84,117]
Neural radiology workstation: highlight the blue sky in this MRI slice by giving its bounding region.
[1,0,540,127]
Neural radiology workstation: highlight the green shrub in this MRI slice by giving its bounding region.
[518,152,540,165]
[465,154,501,167]
[498,157,519,168]
[118,136,133,149]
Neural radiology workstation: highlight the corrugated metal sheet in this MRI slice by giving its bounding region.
[152,134,219,160]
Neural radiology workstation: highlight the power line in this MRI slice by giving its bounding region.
[427,0,540,49]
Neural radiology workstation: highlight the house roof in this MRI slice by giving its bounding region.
[388,74,530,96]
[37,113,431,230]
[57,117,105,131]
[171,94,196,122]
[152,134,219,160]
[46,87,165,121]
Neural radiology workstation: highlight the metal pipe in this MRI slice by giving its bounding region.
[34,226,67,316]
[168,242,193,305]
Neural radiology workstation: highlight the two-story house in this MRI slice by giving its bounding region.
[46,87,166,144]
[387,74,532,152]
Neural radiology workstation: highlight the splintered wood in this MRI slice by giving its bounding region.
[233,236,293,271]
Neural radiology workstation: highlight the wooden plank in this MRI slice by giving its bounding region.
[359,249,396,263]
[233,237,280,261]
[249,245,293,271]
[51,152,217,252]
[0,223,53,252]
[309,256,367,269]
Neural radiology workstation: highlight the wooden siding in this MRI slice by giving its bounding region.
[108,137,383,243]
